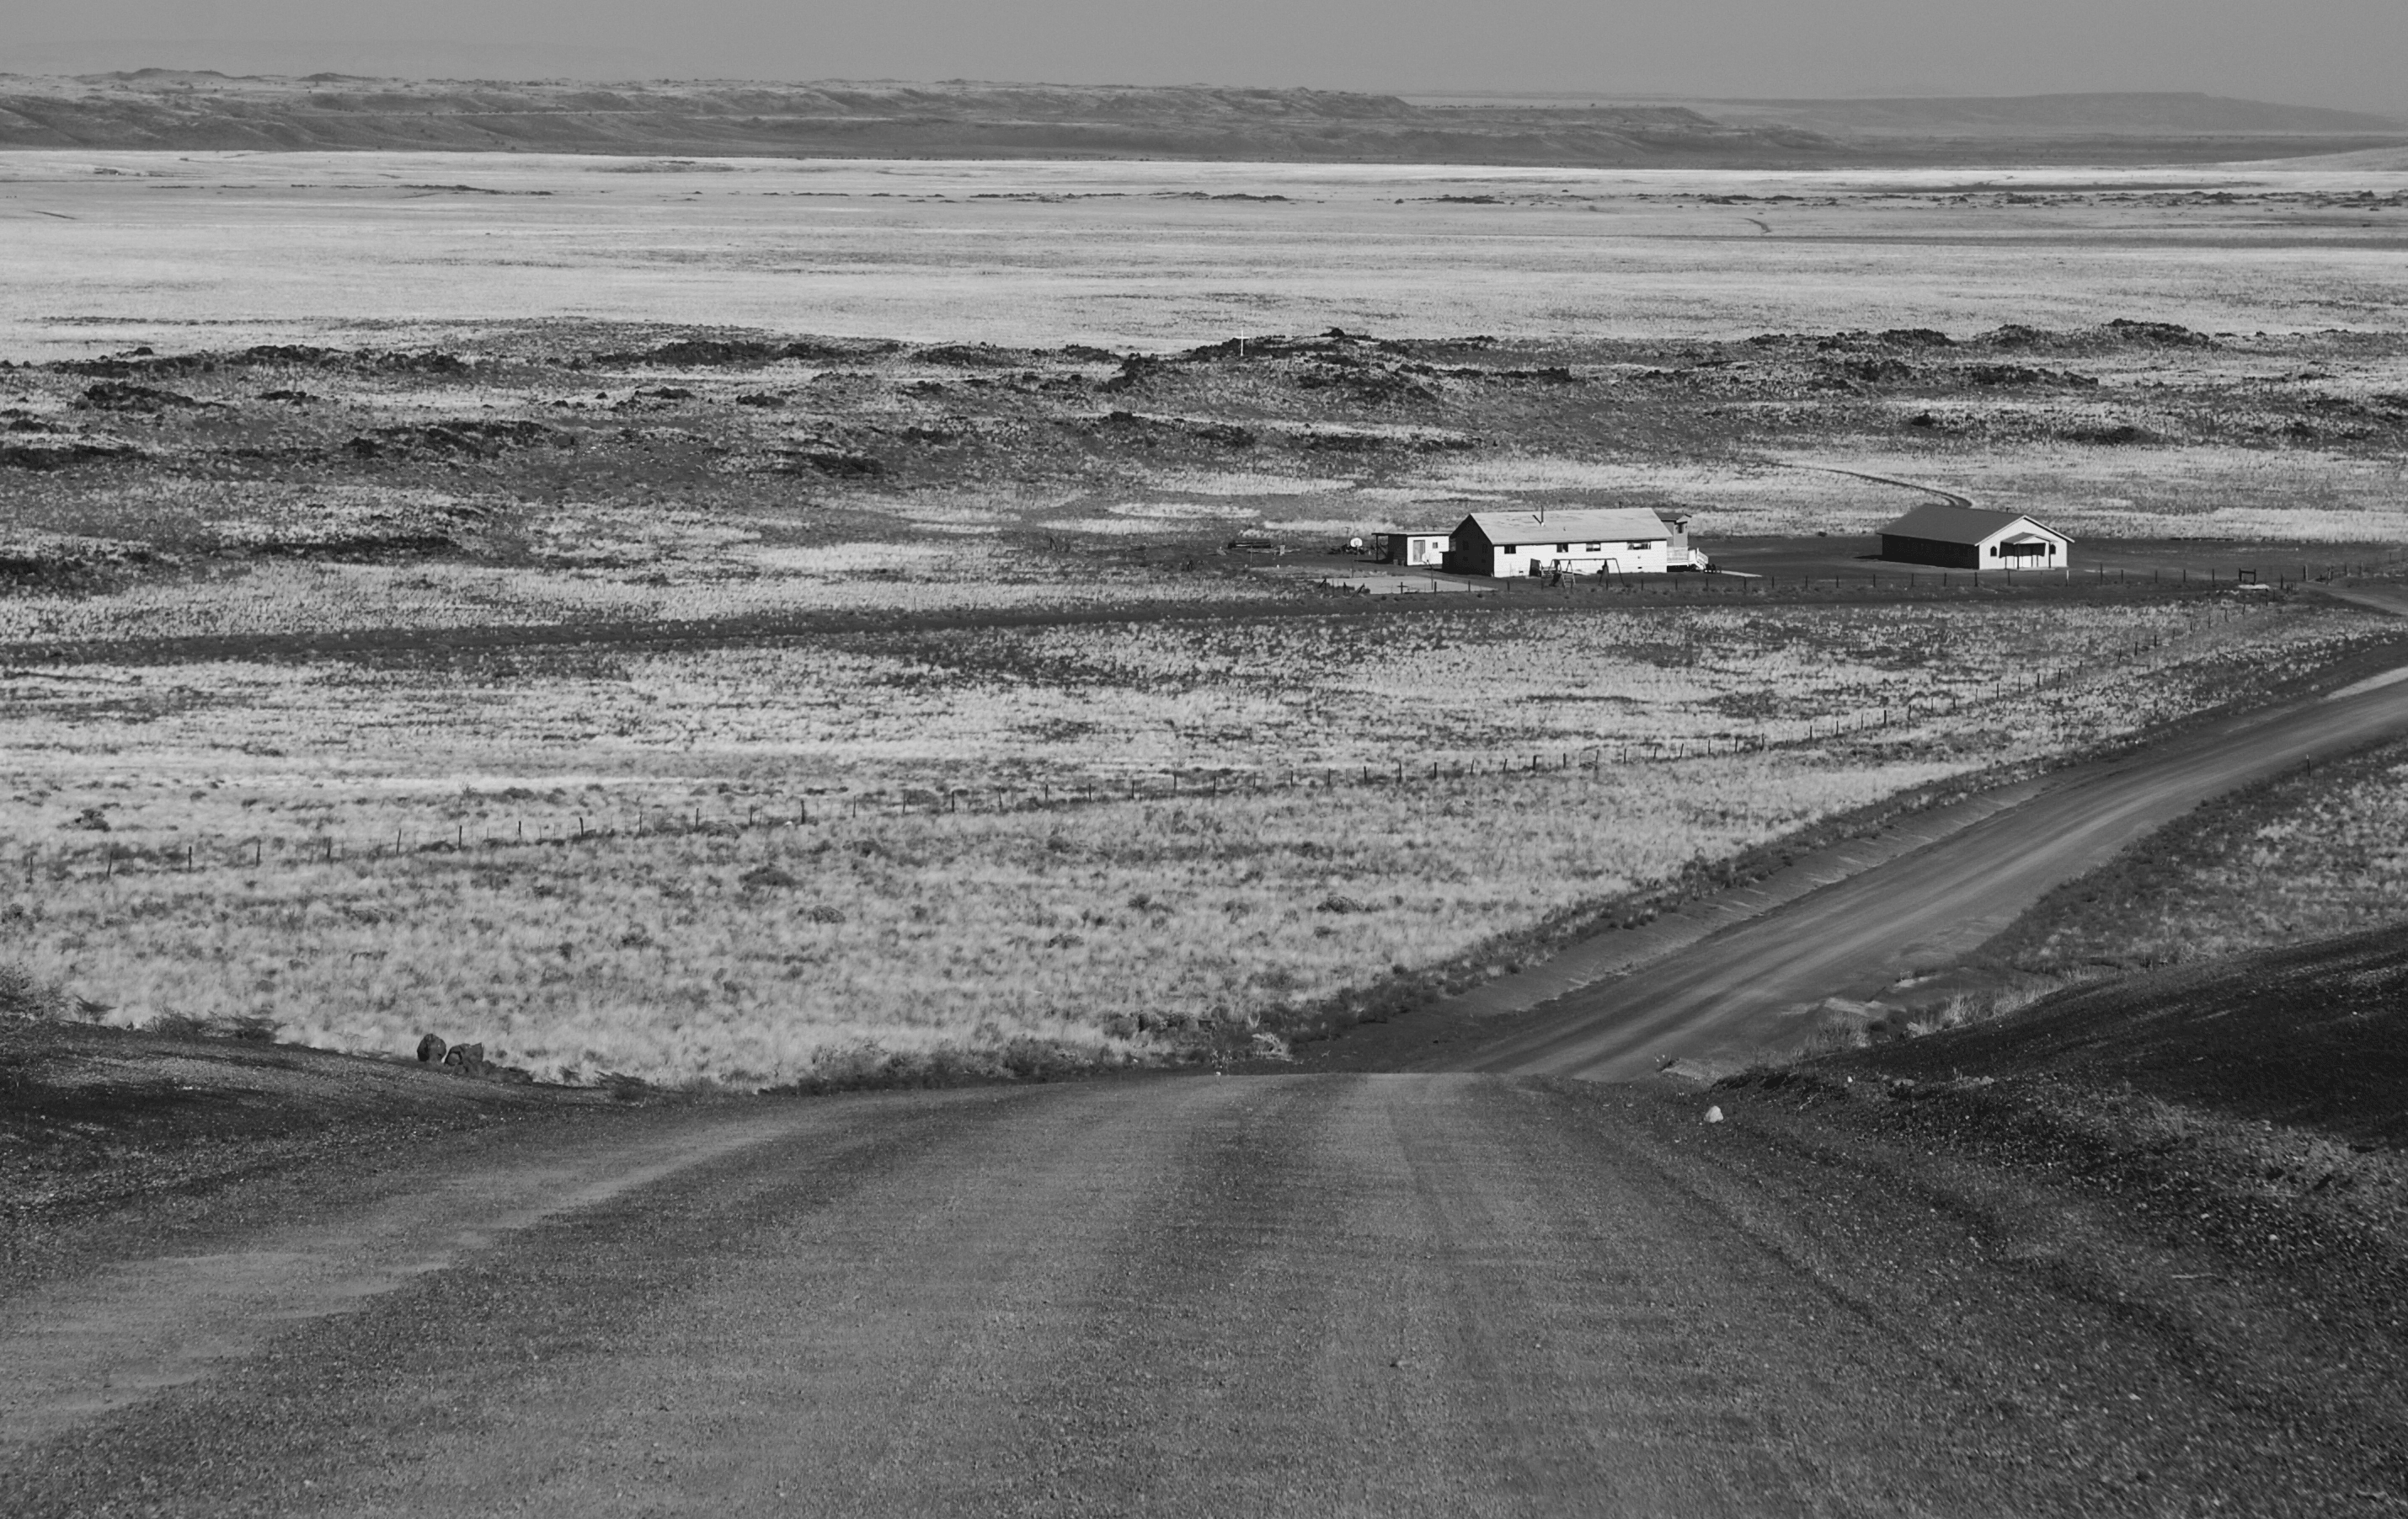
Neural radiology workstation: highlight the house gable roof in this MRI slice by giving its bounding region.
[1457,507,1673,546]
[1881,503,2070,545]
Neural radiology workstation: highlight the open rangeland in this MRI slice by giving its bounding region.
[3,589,2395,1085]
[2,161,2404,1080]
[5,274,2407,1082]
[4,134,2408,1513]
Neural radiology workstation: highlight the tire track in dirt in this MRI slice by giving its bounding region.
[0,1094,995,1459]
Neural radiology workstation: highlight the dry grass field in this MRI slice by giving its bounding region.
[3,591,2390,1086]
[5,149,2407,1085]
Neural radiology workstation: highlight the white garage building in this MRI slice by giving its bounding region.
[1878,505,2072,571]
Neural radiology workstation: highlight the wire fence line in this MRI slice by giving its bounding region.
[1325,555,2408,598]
[29,662,2123,883]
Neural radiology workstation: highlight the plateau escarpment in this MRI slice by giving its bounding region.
[3,76,2401,165]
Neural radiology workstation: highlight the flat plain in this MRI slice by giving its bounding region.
[5,152,2408,356]
[6,115,2408,1516]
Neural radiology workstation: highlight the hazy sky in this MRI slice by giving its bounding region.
[13,0,2408,115]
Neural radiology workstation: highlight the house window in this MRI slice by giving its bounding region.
[1556,543,1570,554]
[1584,543,1602,552]
[1627,541,1651,550]
[1498,543,1516,554]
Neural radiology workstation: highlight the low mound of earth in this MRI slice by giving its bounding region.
[1826,923,2408,1147]
[2,75,2398,165]
[0,1019,661,1296]
[1712,926,2408,1404]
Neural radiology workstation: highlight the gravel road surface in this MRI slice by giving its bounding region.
[1455,655,2408,1082]
[3,1073,2391,1516]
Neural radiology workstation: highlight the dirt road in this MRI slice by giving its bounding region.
[3,1073,2390,1516]
[1455,657,2408,1082]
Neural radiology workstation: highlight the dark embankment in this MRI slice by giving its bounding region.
[1833,924,2408,1149]
[0,1014,656,1296]
[1720,925,2408,1328]
[3,75,2400,165]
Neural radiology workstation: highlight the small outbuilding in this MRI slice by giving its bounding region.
[1376,529,1455,569]
[1878,505,2071,571]
[1446,507,1681,578]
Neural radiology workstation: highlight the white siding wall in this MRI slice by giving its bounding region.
[1488,539,1669,576]
[1977,527,2071,570]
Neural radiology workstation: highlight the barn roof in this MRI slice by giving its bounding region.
[1459,508,1674,544]
[1881,503,2069,544]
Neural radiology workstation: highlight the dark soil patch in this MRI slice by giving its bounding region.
[0,439,141,471]
[0,1019,638,1295]
[1843,926,2408,1150]
[72,382,214,413]
[350,419,577,458]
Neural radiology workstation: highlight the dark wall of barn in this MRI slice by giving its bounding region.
[1879,533,1982,570]
[1444,520,1495,576]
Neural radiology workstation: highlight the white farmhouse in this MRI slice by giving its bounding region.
[1446,507,1682,578]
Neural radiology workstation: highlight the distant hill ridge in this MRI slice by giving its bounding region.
[0,76,2398,166]
[1695,89,2405,138]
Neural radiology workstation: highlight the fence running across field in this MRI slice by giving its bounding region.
[1324,556,2408,597]
[29,652,2154,882]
